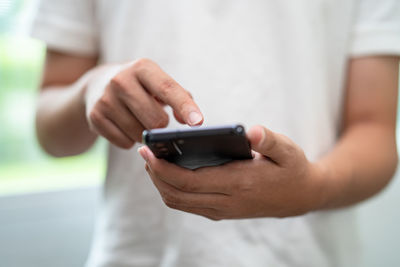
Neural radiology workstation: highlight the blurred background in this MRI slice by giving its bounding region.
[0,0,400,266]
[0,0,104,266]
[0,0,105,196]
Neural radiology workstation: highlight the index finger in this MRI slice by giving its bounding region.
[135,59,203,126]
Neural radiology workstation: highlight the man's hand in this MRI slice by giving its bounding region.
[138,125,324,220]
[87,58,203,149]
[138,57,399,218]
[37,53,203,156]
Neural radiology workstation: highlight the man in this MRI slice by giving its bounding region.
[32,0,400,266]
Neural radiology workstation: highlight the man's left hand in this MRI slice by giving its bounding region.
[138,125,325,220]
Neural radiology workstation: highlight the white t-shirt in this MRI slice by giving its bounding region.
[32,1,400,266]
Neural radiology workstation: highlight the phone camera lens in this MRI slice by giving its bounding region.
[235,126,244,134]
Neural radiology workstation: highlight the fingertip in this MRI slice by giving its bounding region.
[139,145,156,159]
[138,146,149,161]
[188,111,203,126]
[247,125,265,146]
[191,117,204,127]
[144,146,156,159]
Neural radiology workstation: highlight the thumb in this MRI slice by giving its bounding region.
[247,125,292,164]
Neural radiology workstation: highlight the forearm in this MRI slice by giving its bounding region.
[36,73,97,157]
[316,122,398,209]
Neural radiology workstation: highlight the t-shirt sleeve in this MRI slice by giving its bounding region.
[349,0,400,57]
[31,0,98,56]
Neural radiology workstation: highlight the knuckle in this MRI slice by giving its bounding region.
[149,114,169,129]
[284,146,297,159]
[264,133,278,151]
[280,134,295,147]
[163,200,182,210]
[178,180,196,192]
[132,57,153,73]
[98,96,112,110]
[134,57,152,67]
[279,134,301,158]
[164,201,176,209]
[162,190,180,206]
[109,75,127,93]
[206,214,222,221]
[159,78,177,96]
[177,98,193,112]
[89,110,102,125]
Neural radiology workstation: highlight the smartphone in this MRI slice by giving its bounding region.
[142,124,252,169]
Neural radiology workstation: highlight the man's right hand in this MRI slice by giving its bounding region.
[86,58,203,149]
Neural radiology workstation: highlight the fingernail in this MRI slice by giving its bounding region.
[138,147,149,162]
[188,111,202,125]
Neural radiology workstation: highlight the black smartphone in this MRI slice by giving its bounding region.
[142,124,252,169]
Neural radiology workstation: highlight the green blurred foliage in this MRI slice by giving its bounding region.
[0,0,104,195]
[0,36,43,94]
[0,35,44,163]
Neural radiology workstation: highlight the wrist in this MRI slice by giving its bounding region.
[307,161,332,212]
